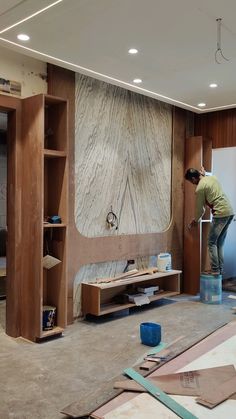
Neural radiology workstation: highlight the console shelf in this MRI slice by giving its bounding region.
[82,270,181,316]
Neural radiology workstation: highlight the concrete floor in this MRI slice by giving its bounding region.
[0,293,236,419]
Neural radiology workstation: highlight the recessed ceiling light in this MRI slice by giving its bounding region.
[128,48,138,54]
[17,33,30,41]
[198,102,206,107]
[133,78,142,84]
[209,83,218,88]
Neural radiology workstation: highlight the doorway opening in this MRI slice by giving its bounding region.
[0,112,7,331]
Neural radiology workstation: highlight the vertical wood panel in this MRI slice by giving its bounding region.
[195,108,236,148]
[3,96,22,337]
[21,95,44,340]
[184,136,212,294]
[184,137,202,294]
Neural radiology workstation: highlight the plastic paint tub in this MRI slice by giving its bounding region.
[140,322,161,346]
[157,253,172,272]
[200,274,222,304]
[42,305,56,330]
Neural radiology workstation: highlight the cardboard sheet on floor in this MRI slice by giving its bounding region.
[197,376,236,408]
[114,364,236,397]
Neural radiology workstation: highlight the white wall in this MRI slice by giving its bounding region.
[0,45,47,227]
[213,148,236,279]
[0,45,47,98]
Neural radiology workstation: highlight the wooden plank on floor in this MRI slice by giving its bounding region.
[91,321,236,419]
[103,393,179,418]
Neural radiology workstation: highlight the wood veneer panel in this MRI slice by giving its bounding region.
[21,95,44,340]
[184,136,212,294]
[0,95,22,337]
[184,137,202,294]
[195,109,236,148]
[201,222,211,272]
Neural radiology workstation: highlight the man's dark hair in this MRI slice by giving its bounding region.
[185,168,200,181]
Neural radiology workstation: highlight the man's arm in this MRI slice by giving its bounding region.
[188,187,205,230]
[195,188,205,221]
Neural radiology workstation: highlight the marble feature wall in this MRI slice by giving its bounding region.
[75,74,172,237]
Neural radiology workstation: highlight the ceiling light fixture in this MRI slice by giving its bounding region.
[215,18,229,64]
[128,48,138,54]
[133,78,142,84]
[198,103,206,107]
[209,83,218,88]
[17,34,30,41]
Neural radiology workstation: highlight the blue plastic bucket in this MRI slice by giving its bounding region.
[200,274,222,304]
[140,322,161,346]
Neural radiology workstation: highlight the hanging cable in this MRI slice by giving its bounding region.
[215,18,229,64]
[106,206,118,230]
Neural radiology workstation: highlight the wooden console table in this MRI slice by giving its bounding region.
[82,270,181,316]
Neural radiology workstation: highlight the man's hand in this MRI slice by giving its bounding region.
[188,219,198,229]
[199,166,205,176]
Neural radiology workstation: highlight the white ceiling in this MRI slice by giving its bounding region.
[1,0,236,113]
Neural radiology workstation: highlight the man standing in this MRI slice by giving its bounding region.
[185,168,234,276]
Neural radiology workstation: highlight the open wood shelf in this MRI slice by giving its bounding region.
[21,93,68,342]
[82,270,181,317]
[43,223,67,228]
[37,326,64,340]
[44,149,67,158]
[95,270,181,289]
[99,291,178,315]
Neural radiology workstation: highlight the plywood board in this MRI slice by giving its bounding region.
[114,364,236,396]
[104,393,178,419]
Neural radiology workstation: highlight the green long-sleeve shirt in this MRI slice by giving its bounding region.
[195,175,234,221]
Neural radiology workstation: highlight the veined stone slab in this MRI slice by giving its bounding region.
[75,74,172,237]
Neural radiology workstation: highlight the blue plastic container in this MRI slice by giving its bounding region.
[140,322,161,346]
[200,274,222,304]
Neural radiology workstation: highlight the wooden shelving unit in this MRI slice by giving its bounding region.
[82,270,181,316]
[21,94,68,342]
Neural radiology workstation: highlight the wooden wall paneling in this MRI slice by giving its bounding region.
[195,108,236,148]
[184,136,202,294]
[201,222,211,272]
[21,95,44,340]
[202,137,212,221]
[0,95,22,337]
[47,65,186,323]
[184,136,212,294]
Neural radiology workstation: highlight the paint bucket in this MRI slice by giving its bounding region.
[42,305,56,330]
[140,322,161,346]
[157,253,172,272]
[200,274,222,304]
